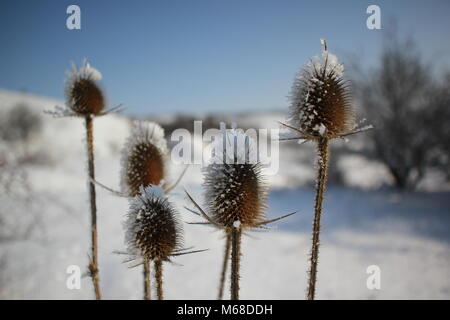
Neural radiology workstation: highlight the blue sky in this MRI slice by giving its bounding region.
[1,0,449,115]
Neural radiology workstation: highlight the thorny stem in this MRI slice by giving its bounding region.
[230,226,242,300]
[85,116,101,300]
[154,259,164,300]
[143,259,151,300]
[307,137,329,300]
[218,233,231,300]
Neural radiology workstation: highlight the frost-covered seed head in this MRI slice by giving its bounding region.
[204,129,267,229]
[65,60,105,116]
[288,40,355,139]
[120,121,168,196]
[125,185,182,261]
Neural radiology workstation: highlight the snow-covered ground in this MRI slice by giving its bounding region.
[1,89,449,299]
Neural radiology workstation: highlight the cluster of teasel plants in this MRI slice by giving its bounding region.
[46,61,196,300]
[115,121,196,300]
[46,38,369,300]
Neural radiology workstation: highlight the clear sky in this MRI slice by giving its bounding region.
[1,0,449,115]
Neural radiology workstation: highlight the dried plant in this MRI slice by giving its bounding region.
[45,60,114,299]
[121,121,167,300]
[124,185,202,300]
[280,39,371,300]
[110,121,187,299]
[186,126,296,300]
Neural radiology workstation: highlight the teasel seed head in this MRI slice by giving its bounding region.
[120,121,168,197]
[288,39,355,139]
[125,185,183,262]
[65,59,105,116]
[203,129,267,229]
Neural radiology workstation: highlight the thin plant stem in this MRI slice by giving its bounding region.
[143,259,151,300]
[85,115,101,300]
[307,136,329,300]
[154,259,164,300]
[218,233,231,300]
[230,226,242,300]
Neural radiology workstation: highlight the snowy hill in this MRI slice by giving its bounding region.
[0,89,449,299]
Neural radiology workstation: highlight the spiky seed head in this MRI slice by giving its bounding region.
[203,129,267,229]
[288,40,355,139]
[125,185,183,262]
[65,60,105,116]
[120,121,168,196]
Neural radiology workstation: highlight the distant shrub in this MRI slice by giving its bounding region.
[0,103,42,144]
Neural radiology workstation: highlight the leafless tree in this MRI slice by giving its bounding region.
[353,34,449,189]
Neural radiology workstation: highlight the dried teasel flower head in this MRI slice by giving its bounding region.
[288,39,355,139]
[120,121,168,197]
[65,59,105,116]
[203,127,268,229]
[125,185,183,262]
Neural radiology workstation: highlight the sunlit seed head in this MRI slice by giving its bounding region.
[120,121,168,196]
[203,129,267,229]
[125,185,182,261]
[204,163,267,228]
[65,60,105,116]
[288,40,355,139]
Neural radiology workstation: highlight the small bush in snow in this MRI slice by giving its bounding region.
[0,103,42,144]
